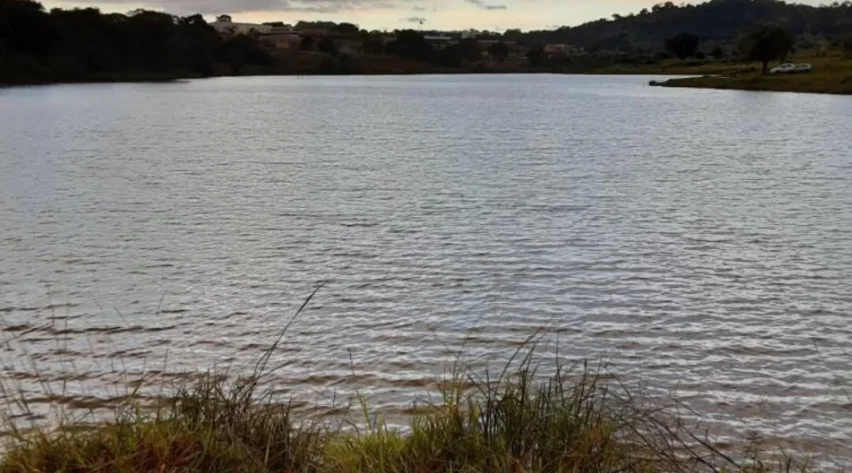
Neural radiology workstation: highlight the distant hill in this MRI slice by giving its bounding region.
[513,0,852,52]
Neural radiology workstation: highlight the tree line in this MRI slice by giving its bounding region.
[0,0,276,83]
[0,0,516,83]
[3,0,851,84]
[664,26,799,74]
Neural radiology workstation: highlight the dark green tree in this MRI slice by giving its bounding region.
[458,37,481,62]
[317,56,335,73]
[337,53,353,72]
[488,41,510,63]
[215,34,272,74]
[665,33,699,59]
[0,0,59,56]
[434,44,462,67]
[317,36,337,56]
[331,22,359,36]
[359,31,384,54]
[739,26,794,74]
[385,30,433,62]
[710,45,724,59]
[300,35,314,51]
[0,0,278,84]
[844,34,852,56]
[525,46,546,67]
[123,10,182,71]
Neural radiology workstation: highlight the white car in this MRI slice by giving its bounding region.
[770,63,812,74]
[793,63,813,73]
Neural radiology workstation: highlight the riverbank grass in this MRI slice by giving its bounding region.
[0,291,802,473]
[653,54,852,95]
[0,360,799,473]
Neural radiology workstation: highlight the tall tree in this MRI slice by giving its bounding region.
[385,30,433,62]
[331,22,359,36]
[665,33,699,59]
[525,46,546,67]
[359,31,384,54]
[0,0,59,56]
[710,45,724,59]
[317,36,337,56]
[488,41,510,63]
[739,26,794,74]
[1,0,277,83]
[458,37,481,62]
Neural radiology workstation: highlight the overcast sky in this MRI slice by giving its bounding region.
[42,0,822,31]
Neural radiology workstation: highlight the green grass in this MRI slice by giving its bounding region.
[652,54,852,95]
[0,290,813,473]
[596,58,752,76]
[2,359,801,473]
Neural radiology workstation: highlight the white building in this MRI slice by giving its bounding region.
[210,15,272,36]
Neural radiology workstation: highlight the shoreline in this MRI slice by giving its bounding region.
[0,58,745,87]
[649,55,852,95]
[652,74,852,95]
[7,69,852,97]
[0,351,820,473]
[0,69,679,88]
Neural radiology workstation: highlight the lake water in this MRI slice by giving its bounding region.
[1,75,851,463]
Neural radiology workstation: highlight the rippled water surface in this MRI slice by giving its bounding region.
[1,75,851,462]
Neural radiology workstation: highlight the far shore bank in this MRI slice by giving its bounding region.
[651,73,852,95]
[0,70,686,88]
[4,54,851,96]
[0,54,751,87]
[649,54,852,95]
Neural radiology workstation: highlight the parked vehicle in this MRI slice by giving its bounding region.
[770,63,812,74]
[793,63,813,73]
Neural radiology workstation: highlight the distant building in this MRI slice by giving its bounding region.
[543,44,582,57]
[423,35,453,44]
[259,33,302,50]
[211,15,304,50]
[210,15,272,36]
[298,27,332,37]
[269,25,298,34]
[478,39,516,47]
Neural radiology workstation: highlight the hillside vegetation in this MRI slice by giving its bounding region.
[516,0,852,52]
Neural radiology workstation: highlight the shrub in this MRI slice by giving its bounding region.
[711,46,724,59]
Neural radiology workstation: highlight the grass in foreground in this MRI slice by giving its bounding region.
[652,54,852,95]
[0,289,810,473]
[0,357,807,473]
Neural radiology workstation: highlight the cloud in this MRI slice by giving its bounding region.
[403,15,427,22]
[464,0,506,10]
[411,5,436,11]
